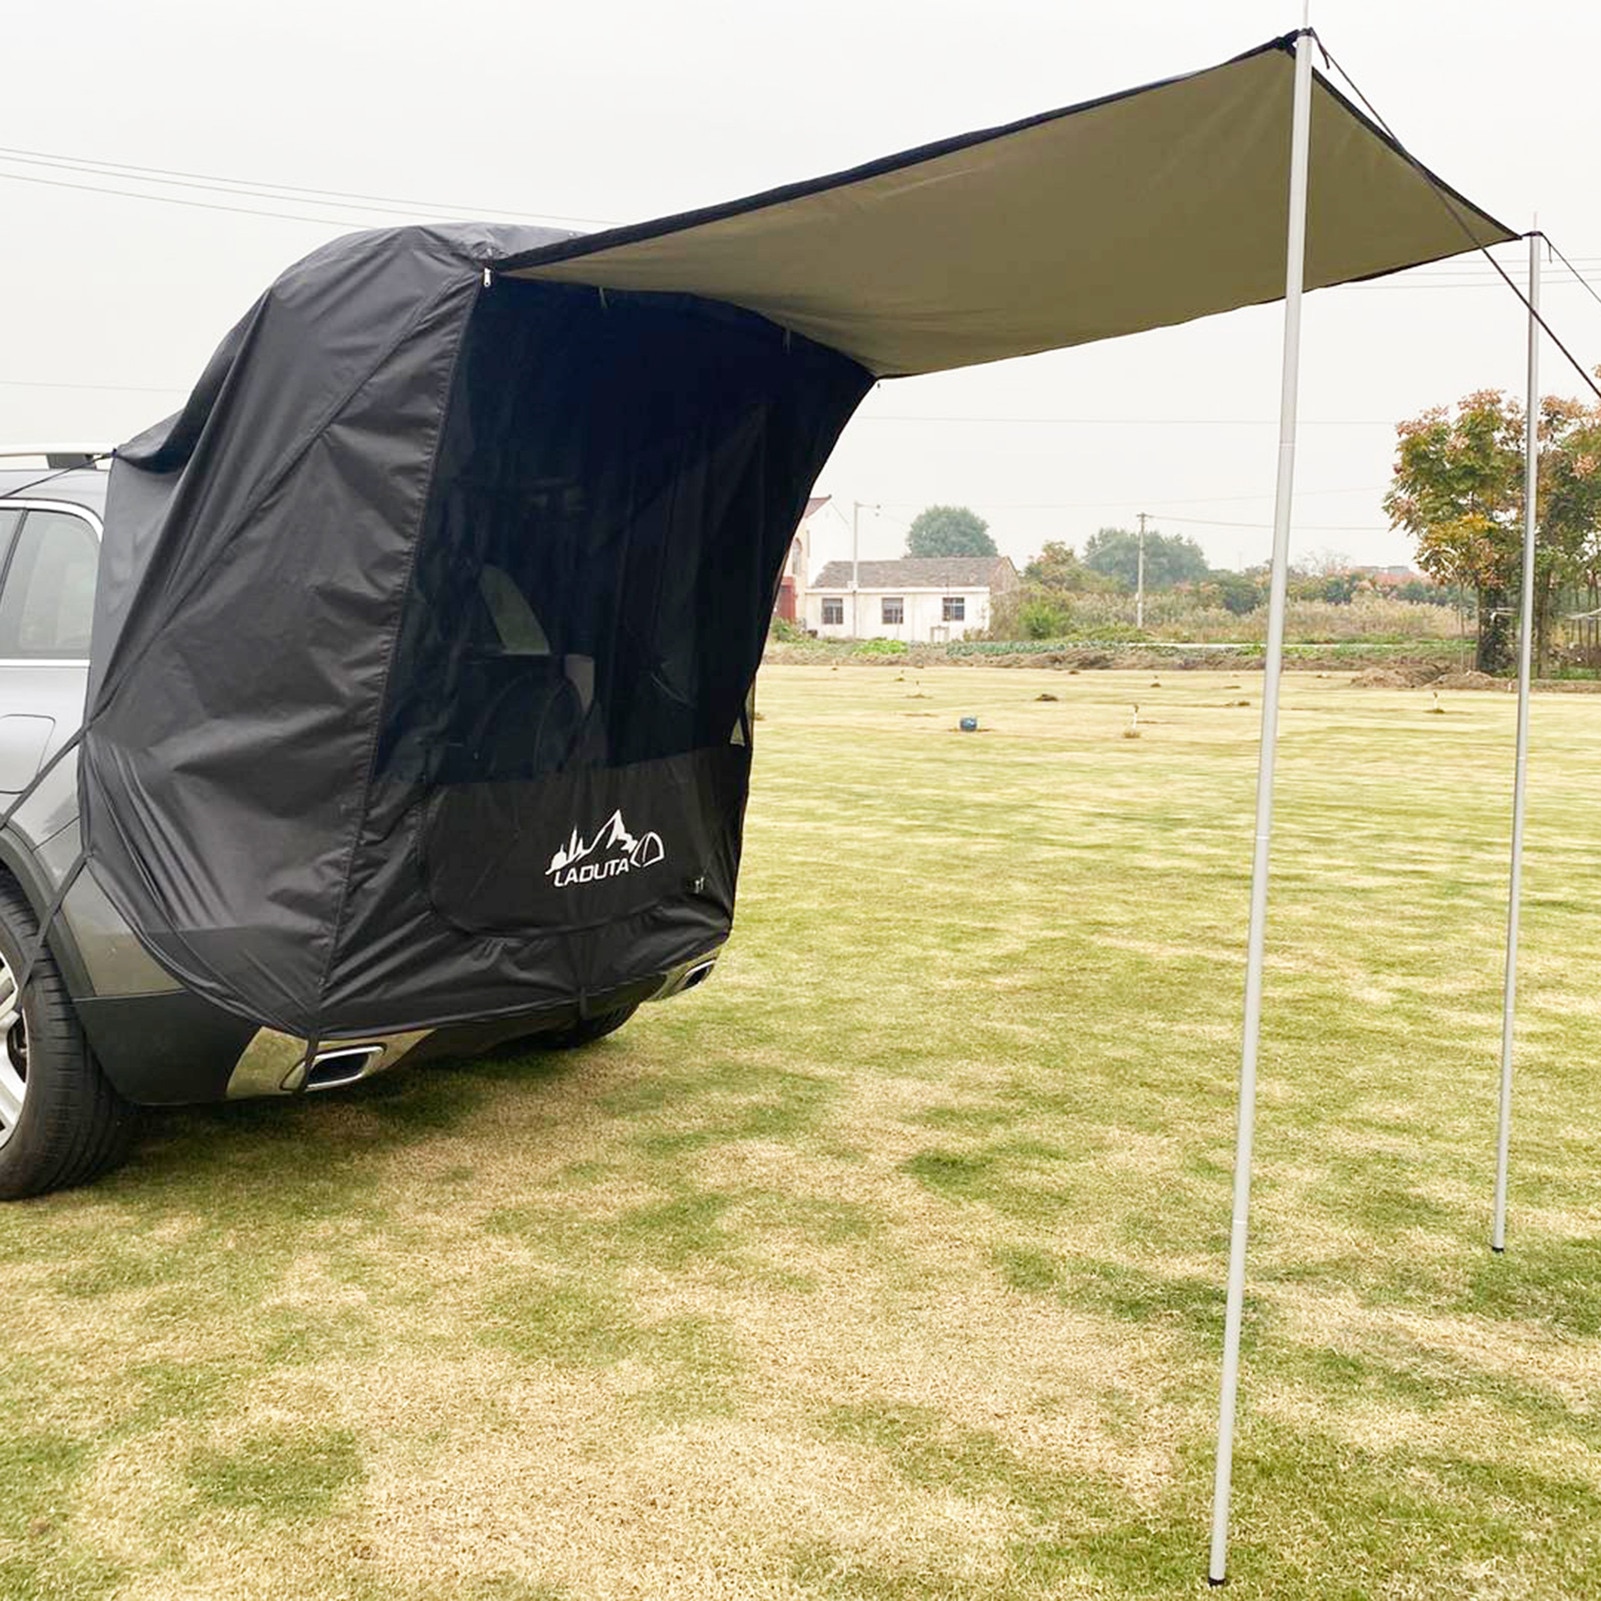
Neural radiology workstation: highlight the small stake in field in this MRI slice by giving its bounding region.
[1123,704,1141,740]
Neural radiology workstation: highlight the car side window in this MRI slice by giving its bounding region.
[0,509,98,660]
[0,509,20,579]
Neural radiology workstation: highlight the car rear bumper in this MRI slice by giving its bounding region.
[74,990,257,1105]
[78,945,722,1107]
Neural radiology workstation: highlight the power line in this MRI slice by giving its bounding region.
[1364,278,1601,292]
[855,414,1397,426]
[0,167,384,228]
[0,162,603,234]
[0,145,612,229]
[872,485,1389,511]
[1159,514,1387,532]
[1403,251,1601,274]
[1412,254,1601,273]
[0,378,186,395]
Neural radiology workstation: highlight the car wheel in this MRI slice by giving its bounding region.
[0,876,135,1200]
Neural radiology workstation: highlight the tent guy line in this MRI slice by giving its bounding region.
[1465,233,1601,403]
[1545,234,1601,314]
[1297,39,1601,401]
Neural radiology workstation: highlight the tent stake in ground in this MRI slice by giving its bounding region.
[1492,229,1543,1254]
[1207,23,1314,1588]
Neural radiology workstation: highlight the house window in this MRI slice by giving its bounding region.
[881,597,904,625]
[942,596,965,622]
[821,597,844,625]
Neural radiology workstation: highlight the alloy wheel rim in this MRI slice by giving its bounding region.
[0,948,26,1144]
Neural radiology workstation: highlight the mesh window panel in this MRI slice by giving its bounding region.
[371,280,871,937]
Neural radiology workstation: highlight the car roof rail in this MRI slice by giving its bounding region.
[0,445,114,470]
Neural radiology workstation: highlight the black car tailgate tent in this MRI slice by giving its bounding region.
[89,229,873,1038]
[83,32,1511,1046]
[71,28,1517,1584]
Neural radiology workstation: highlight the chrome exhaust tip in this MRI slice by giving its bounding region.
[302,1044,386,1092]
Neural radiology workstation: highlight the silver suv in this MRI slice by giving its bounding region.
[0,454,715,1199]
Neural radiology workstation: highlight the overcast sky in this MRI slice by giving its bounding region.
[4,0,1599,578]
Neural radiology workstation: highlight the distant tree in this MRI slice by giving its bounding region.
[906,505,997,558]
[1384,389,1601,673]
[1025,540,1083,589]
[1082,526,1211,591]
[1313,571,1363,605]
[1395,577,1465,609]
[1015,595,1075,639]
[1023,540,1117,593]
[1205,569,1265,616]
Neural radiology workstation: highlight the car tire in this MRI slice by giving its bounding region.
[0,875,136,1200]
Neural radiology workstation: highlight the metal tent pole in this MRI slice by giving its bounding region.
[1492,231,1542,1254]
[1207,25,1314,1586]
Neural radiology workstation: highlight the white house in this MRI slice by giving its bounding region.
[775,496,851,626]
[805,556,1020,643]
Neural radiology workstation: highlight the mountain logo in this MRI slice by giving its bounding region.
[546,809,665,888]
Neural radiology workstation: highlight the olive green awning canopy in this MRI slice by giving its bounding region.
[498,36,1514,378]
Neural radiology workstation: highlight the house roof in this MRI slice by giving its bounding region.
[800,495,831,520]
[813,556,1016,590]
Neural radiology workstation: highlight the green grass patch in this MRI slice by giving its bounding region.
[186,1426,363,1521]
[8,668,1601,1596]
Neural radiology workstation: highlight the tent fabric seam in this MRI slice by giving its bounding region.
[83,272,481,1037]
[308,277,488,1028]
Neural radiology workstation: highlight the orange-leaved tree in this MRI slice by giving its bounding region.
[1384,388,1601,674]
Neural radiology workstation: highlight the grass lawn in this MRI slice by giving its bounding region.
[5,666,1601,1599]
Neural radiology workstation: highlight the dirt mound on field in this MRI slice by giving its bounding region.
[1350,661,1448,688]
[1432,669,1507,691]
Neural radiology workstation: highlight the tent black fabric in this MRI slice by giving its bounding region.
[88,227,870,1036]
[80,36,1513,1041]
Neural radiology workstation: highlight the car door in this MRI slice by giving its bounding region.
[0,504,98,798]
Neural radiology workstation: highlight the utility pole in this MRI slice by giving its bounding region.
[851,500,863,638]
[851,501,881,637]
[1136,512,1148,631]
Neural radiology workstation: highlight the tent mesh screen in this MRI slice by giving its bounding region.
[373,280,870,934]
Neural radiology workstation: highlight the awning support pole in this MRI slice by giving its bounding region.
[1492,230,1542,1254]
[1207,25,1313,1586]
